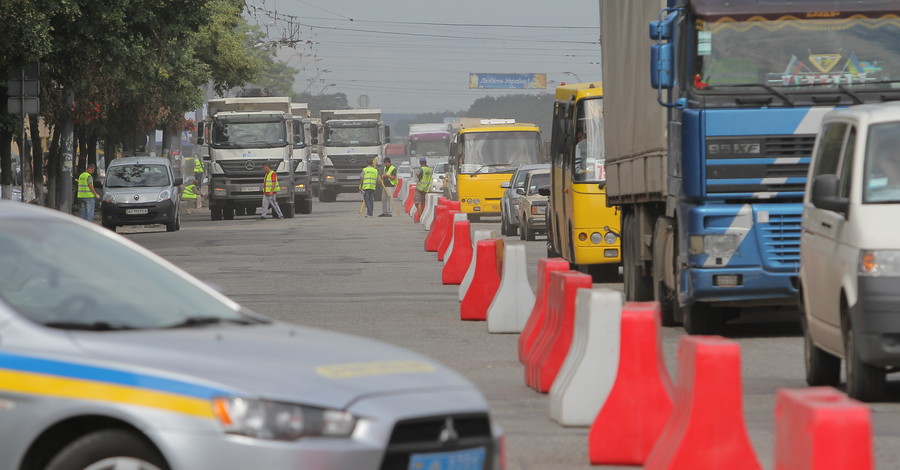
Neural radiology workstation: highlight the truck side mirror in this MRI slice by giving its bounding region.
[196,121,205,146]
[811,174,849,217]
[650,43,674,89]
[500,181,510,189]
[515,188,526,196]
[384,125,391,143]
[538,186,551,197]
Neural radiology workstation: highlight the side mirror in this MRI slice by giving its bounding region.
[811,174,849,216]
[196,122,205,145]
[500,181,511,189]
[174,177,184,186]
[515,188,526,196]
[538,185,551,196]
[384,125,391,143]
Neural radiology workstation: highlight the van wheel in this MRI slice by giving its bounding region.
[45,429,168,470]
[802,315,840,386]
[166,213,180,232]
[844,306,885,402]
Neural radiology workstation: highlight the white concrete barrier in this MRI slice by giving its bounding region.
[549,288,623,427]
[487,244,535,333]
[422,193,438,228]
[459,229,499,301]
[398,180,409,202]
[443,213,468,266]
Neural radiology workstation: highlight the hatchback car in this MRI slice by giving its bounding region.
[431,161,449,193]
[500,163,549,236]
[101,156,182,232]
[801,102,900,402]
[0,202,504,470]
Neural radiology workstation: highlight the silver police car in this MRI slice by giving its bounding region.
[0,202,503,470]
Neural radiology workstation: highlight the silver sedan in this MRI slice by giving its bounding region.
[0,202,503,470]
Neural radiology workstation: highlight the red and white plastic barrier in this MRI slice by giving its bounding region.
[421,194,440,227]
[643,336,762,470]
[460,239,504,321]
[549,288,623,427]
[404,182,416,214]
[442,219,473,285]
[392,178,403,198]
[487,244,535,333]
[774,387,873,470]
[518,258,570,363]
[442,213,468,266]
[588,301,674,464]
[437,210,460,261]
[458,229,499,301]
[424,205,448,252]
[525,270,592,393]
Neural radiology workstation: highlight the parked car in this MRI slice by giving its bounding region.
[396,162,414,183]
[517,168,551,241]
[500,163,549,236]
[800,102,900,402]
[100,156,182,232]
[0,201,505,470]
[431,161,449,193]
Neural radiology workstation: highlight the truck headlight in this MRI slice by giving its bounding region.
[212,397,357,440]
[859,250,900,277]
[604,232,618,244]
[531,205,546,215]
[157,190,171,202]
[690,234,741,255]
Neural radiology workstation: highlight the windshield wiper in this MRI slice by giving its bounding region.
[163,316,253,329]
[44,321,136,331]
[709,83,794,106]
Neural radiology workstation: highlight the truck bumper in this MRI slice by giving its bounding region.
[209,177,292,206]
[684,266,799,305]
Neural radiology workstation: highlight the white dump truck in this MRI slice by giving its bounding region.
[317,109,390,202]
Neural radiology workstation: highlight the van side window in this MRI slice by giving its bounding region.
[838,126,856,198]
[813,122,848,178]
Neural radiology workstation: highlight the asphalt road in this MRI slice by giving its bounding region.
[119,193,900,470]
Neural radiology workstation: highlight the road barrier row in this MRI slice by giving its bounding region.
[486,244,535,334]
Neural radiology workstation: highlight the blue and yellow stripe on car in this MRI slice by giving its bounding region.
[0,352,231,419]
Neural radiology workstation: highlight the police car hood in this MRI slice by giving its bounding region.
[70,321,477,409]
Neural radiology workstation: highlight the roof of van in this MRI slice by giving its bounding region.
[824,101,900,123]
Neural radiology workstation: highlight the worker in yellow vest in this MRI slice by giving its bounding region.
[360,158,378,217]
[260,162,284,220]
[77,163,101,222]
[193,158,205,184]
[181,180,201,210]
[379,157,397,217]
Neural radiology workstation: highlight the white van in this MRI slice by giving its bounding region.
[800,102,900,402]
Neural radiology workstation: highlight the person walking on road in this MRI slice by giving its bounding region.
[379,157,397,217]
[360,158,378,217]
[77,163,100,222]
[181,179,201,211]
[415,157,432,216]
[260,162,284,220]
[192,157,205,185]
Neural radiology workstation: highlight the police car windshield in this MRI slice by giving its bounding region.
[0,219,256,330]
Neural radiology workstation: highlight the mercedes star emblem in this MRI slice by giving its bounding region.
[244,160,255,170]
[348,156,357,164]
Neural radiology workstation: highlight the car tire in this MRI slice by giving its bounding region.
[45,429,168,470]
[802,315,840,387]
[500,208,508,236]
[844,306,885,402]
[166,213,179,232]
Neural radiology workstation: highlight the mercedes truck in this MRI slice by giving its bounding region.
[317,109,390,202]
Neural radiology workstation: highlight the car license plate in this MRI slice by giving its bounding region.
[407,447,486,470]
[345,175,360,180]
[242,186,259,192]
[125,208,148,215]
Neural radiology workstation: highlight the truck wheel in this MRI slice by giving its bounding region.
[653,279,678,327]
[802,315,839,386]
[499,208,508,236]
[223,208,234,220]
[681,301,724,335]
[297,197,312,214]
[283,203,295,218]
[843,304,885,402]
[210,206,222,221]
[524,224,536,241]
[45,429,168,470]
[591,264,621,284]
[622,210,653,301]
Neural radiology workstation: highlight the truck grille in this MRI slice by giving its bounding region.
[329,154,377,170]
[706,135,815,199]
[756,211,802,272]
[379,413,494,470]
[218,159,283,178]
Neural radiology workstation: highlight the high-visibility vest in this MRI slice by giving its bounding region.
[193,159,204,172]
[417,165,433,192]
[383,165,396,187]
[264,170,281,194]
[77,172,94,198]
[182,184,199,199]
[361,166,378,190]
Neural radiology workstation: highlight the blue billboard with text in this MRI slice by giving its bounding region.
[468,73,547,89]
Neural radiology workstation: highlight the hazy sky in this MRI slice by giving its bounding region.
[244,0,601,114]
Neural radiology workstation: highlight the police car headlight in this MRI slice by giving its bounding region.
[157,190,171,202]
[213,397,357,440]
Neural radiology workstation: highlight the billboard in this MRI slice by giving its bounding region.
[469,73,547,89]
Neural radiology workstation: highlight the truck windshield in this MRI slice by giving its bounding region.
[292,120,305,149]
[459,131,543,174]
[211,120,286,149]
[324,126,381,146]
[694,16,900,91]
[574,98,605,183]
[106,164,171,188]
[864,121,900,204]
[410,140,449,157]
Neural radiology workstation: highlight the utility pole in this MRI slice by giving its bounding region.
[6,62,40,202]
